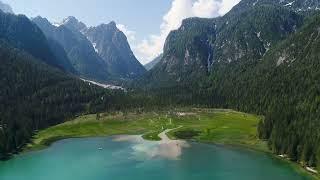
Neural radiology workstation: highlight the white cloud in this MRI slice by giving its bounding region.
[219,0,242,15]
[192,0,222,17]
[135,0,240,64]
[116,24,136,43]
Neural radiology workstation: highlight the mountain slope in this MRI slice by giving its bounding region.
[144,54,162,71]
[33,16,111,81]
[46,38,76,73]
[144,4,303,87]
[235,0,320,12]
[61,16,87,33]
[255,14,320,167]
[0,11,72,71]
[34,16,146,82]
[84,22,146,78]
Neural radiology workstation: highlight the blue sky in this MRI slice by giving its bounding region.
[3,0,171,41]
[2,0,240,64]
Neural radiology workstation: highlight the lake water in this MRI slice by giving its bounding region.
[0,136,311,180]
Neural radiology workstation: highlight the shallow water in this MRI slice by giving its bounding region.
[0,136,311,180]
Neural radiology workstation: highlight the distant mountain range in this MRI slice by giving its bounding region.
[33,16,146,82]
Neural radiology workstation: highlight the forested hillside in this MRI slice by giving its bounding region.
[203,14,320,168]
[0,40,142,159]
[256,15,320,167]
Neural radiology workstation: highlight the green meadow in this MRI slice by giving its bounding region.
[27,108,267,152]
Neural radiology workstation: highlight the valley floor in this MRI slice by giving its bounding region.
[26,108,317,179]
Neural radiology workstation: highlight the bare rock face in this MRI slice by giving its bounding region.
[61,16,87,33]
[84,22,146,78]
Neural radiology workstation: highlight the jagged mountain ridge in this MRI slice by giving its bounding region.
[33,16,145,82]
[61,16,87,33]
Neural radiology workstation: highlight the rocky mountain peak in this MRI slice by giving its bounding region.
[94,21,120,34]
[108,21,117,27]
[33,16,52,26]
[84,21,146,78]
[61,16,87,32]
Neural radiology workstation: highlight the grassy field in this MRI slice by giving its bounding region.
[27,108,267,151]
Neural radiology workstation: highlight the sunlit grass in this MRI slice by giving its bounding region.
[27,108,266,152]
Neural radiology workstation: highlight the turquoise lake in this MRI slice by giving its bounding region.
[0,136,311,180]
